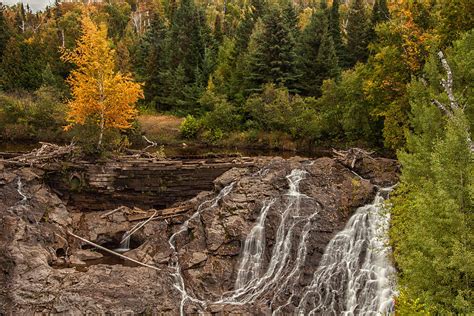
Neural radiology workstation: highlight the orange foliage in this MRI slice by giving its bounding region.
[61,13,143,146]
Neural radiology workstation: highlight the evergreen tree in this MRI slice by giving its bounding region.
[160,0,209,111]
[233,0,266,58]
[246,7,297,93]
[0,37,45,91]
[0,5,10,62]
[346,0,370,67]
[137,13,168,109]
[329,0,346,68]
[296,9,338,96]
[368,0,390,42]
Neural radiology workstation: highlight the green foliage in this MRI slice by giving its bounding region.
[346,0,370,67]
[180,114,201,139]
[244,83,320,139]
[390,37,474,313]
[0,87,66,141]
[328,0,346,69]
[0,37,46,91]
[245,7,298,94]
[200,89,242,132]
[296,8,340,96]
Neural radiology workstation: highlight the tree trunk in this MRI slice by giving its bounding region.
[98,111,105,148]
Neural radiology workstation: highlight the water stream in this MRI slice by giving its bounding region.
[296,190,396,315]
[167,168,396,315]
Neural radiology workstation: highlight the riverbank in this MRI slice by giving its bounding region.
[1,112,392,159]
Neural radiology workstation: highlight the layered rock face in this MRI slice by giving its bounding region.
[0,155,397,314]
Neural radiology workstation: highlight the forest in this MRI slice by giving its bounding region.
[0,0,473,314]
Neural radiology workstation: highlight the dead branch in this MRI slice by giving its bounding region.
[99,206,129,219]
[120,210,158,244]
[67,231,161,271]
[438,51,460,112]
[431,99,453,117]
[332,148,375,169]
[0,142,77,167]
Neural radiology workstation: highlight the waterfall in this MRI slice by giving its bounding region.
[296,192,396,315]
[167,167,396,315]
[234,198,275,289]
[16,177,28,203]
[117,234,131,252]
[167,182,235,315]
[217,169,316,306]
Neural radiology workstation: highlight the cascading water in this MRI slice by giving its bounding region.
[234,198,275,289]
[296,191,396,315]
[167,167,396,315]
[16,177,28,203]
[167,181,235,315]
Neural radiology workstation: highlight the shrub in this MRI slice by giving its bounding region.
[180,114,201,139]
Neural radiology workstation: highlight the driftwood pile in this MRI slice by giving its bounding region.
[332,148,375,169]
[0,142,77,167]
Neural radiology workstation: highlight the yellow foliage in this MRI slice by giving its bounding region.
[61,14,143,146]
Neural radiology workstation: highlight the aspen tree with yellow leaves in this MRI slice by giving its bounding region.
[62,14,143,148]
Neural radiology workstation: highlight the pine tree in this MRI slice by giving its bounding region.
[0,5,10,62]
[246,7,297,93]
[0,37,45,91]
[329,0,346,68]
[159,0,209,111]
[296,9,338,96]
[137,13,168,109]
[368,0,390,42]
[346,0,370,67]
[233,0,266,58]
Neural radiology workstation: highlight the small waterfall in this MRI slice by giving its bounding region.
[118,234,131,252]
[168,182,235,315]
[16,177,28,203]
[234,199,275,289]
[296,192,396,315]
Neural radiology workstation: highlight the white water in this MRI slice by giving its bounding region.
[167,182,235,315]
[296,191,396,315]
[167,168,396,315]
[16,177,28,203]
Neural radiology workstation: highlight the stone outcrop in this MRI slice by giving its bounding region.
[45,156,262,210]
[0,154,398,314]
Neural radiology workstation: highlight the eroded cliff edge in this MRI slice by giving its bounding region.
[0,154,398,314]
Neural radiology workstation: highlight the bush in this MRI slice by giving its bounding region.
[180,115,201,139]
[199,90,242,133]
[0,87,66,141]
[202,128,224,144]
[244,84,321,139]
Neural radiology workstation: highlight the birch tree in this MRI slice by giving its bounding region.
[62,14,143,148]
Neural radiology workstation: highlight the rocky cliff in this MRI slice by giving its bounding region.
[0,154,398,314]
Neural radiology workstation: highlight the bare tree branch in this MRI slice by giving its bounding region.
[431,99,452,117]
[438,51,460,112]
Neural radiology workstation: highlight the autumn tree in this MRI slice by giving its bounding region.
[62,14,143,148]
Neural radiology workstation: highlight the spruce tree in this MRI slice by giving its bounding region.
[0,6,10,62]
[296,9,338,96]
[346,0,370,67]
[246,7,297,93]
[329,0,347,68]
[161,0,209,111]
[137,13,168,109]
[368,0,390,42]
